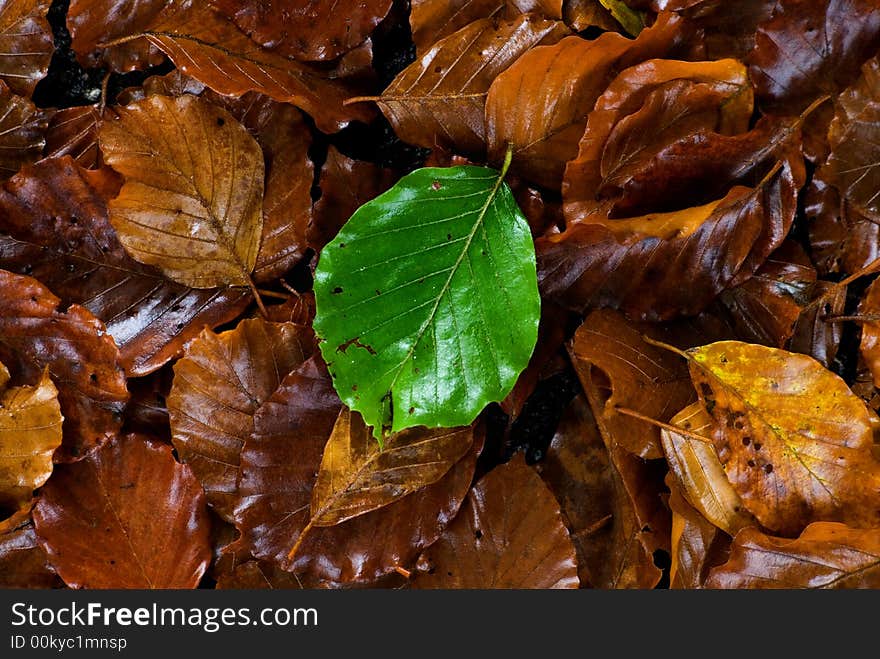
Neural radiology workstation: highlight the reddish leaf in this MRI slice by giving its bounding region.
[168,319,315,521]
[859,278,880,387]
[414,455,579,588]
[43,105,101,169]
[0,157,251,376]
[706,523,880,588]
[67,0,165,72]
[0,269,129,461]
[210,0,393,62]
[748,0,880,115]
[33,435,212,588]
[0,506,61,588]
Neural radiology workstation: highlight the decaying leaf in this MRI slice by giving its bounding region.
[0,269,129,461]
[210,0,393,62]
[43,105,101,168]
[66,0,165,72]
[100,94,264,290]
[372,14,569,156]
[0,81,48,179]
[706,523,880,588]
[0,364,62,508]
[33,435,212,588]
[414,455,579,588]
[311,408,474,526]
[668,482,730,589]
[0,506,61,588]
[0,157,251,376]
[688,341,880,535]
[660,402,755,535]
[168,318,315,521]
[859,278,880,387]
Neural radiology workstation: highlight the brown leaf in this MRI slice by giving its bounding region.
[563,0,619,32]
[563,58,755,220]
[485,13,685,188]
[0,157,251,376]
[137,1,373,133]
[688,341,880,535]
[374,14,569,156]
[43,105,101,168]
[538,152,803,320]
[676,0,780,60]
[789,280,846,367]
[537,395,614,587]
[67,0,165,72]
[311,408,474,526]
[667,479,730,589]
[660,402,755,535]
[33,435,212,588]
[823,69,880,222]
[0,81,48,179]
[859,278,880,387]
[215,560,306,589]
[168,318,315,521]
[413,455,579,588]
[0,365,62,508]
[0,0,53,96]
[0,505,61,588]
[265,292,316,326]
[748,0,880,115]
[568,308,694,458]
[0,269,129,461]
[210,0,393,62]
[717,240,817,348]
[100,94,264,290]
[706,523,880,588]
[310,147,396,253]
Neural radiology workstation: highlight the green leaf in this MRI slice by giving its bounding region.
[313,157,540,439]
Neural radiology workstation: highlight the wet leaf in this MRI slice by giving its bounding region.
[568,308,694,458]
[313,164,539,438]
[210,0,393,62]
[789,281,846,367]
[0,365,62,508]
[0,0,53,96]
[43,105,101,168]
[311,407,474,526]
[688,340,880,535]
[99,94,264,290]
[0,157,251,376]
[0,269,129,461]
[373,14,568,156]
[0,81,47,179]
[168,318,315,521]
[485,13,684,188]
[135,1,373,133]
[748,0,880,115]
[859,278,880,387]
[660,402,755,535]
[667,479,730,589]
[0,506,61,588]
[33,435,212,588]
[413,455,579,588]
[706,523,880,588]
[67,0,165,71]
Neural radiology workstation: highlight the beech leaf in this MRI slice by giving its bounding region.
[99,94,264,291]
[413,455,579,588]
[0,81,47,180]
[313,161,540,439]
[311,407,474,526]
[0,0,53,96]
[32,435,212,589]
[687,340,880,535]
[0,365,62,508]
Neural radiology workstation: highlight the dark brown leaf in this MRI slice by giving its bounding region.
[0,505,61,588]
[33,435,212,588]
[67,0,165,72]
[0,81,47,179]
[210,0,393,62]
[0,269,129,461]
[0,0,53,96]
[43,105,101,169]
[413,455,579,588]
[0,157,251,376]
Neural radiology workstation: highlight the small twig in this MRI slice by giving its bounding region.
[256,288,289,301]
[615,406,715,444]
[280,279,301,297]
[823,314,880,324]
[394,566,412,579]
[243,274,269,318]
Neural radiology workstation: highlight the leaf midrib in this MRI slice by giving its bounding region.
[382,169,507,424]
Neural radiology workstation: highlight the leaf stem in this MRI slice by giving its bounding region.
[343,95,381,106]
[824,313,880,324]
[286,518,314,564]
[615,406,715,444]
[256,288,289,301]
[500,142,515,178]
[98,34,147,48]
[640,334,692,360]
[244,274,269,317]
